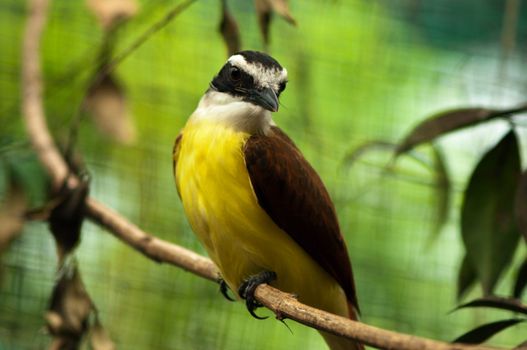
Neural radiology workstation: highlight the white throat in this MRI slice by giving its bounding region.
[189,90,275,135]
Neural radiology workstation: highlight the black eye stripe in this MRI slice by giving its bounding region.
[230,67,242,81]
[211,63,255,96]
[210,62,287,99]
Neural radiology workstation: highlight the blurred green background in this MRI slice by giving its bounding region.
[1,0,527,349]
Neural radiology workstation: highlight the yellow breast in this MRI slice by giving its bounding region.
[174,119,347,317]
[175,120,253,267]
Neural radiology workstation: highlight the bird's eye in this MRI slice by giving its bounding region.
[278,82,287,93]
[230,67,241,81]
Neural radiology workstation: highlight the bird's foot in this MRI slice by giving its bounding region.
[217,277,235,302]
[238,271,277,320]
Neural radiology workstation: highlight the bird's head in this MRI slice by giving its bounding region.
[209,51,288,113]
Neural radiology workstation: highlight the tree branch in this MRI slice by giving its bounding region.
[22,0,68,191]
[21,0,504,349]
[85,197,217,281]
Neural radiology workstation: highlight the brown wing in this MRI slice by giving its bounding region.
[244,126,359,311]
[173,133,183,198]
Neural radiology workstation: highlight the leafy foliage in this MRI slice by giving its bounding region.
[430,145,451,238]
[346,102,527,345]
[1,150,50,208]
[516,171,527,243]
[513,258,527,299]
[3,0,526,347]
[396,104,527,155]
[455,296,527,315]
[0,176,27,252]
[457,254,478,301]
[48,178,90,261]
[453,297,527,345]
[453,319,525,345]
[461,130,521,295]
[83,1,137,145]
[46,260,115,350]
[84,73,136,145]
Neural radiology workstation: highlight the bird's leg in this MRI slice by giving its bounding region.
[238,271,277,320]
[216,276,235,302]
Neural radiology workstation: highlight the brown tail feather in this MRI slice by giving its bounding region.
[348,301,360,321]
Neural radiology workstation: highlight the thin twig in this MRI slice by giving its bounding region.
[21,0,504,349]
[65,0,198,162]
[85,197,217,281]
[498,0,520,81]
[22,0,68,190]
[98,0,197,78]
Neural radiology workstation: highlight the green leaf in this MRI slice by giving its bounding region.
[396,103,527,154]
[513,258,527,299]
[461,130,522,295]
[0,178,27,252]
[342,140,397,170]
[431,144,450,237]
[3,151,49,208]
[455,296,527,315]
[457,254,477,301]
[516,170,527,243]
[453,319,525,344]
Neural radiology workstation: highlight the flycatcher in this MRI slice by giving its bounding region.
[173,51,362,350]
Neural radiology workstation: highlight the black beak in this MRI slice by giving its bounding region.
[247,87,279,112]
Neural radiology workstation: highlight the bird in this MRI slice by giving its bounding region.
[173,50,363,350]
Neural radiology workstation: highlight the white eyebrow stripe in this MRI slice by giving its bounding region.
[228,54,288,88]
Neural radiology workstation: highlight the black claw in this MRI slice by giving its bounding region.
[238,271,277,320]
[248,302,267,320]
[218,277,235,302]
[279,318,293,334]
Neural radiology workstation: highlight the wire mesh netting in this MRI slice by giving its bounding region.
[1,0,527,349]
